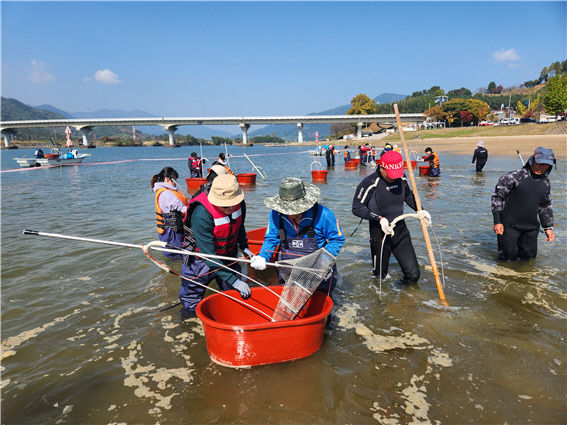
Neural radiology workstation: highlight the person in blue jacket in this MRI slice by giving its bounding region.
[249,177,345,297]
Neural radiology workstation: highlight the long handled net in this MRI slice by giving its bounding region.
[272,247,336,322]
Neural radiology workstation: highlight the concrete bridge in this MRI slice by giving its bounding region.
[0,113,424,147]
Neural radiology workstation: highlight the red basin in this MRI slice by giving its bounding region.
[419,166,430,176]
[237,173,257,185]
[185,177,207,192]
[196,285,333,367]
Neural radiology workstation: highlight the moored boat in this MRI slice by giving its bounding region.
[13,149,90,168]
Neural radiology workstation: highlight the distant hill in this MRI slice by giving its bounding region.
[250,92,407,141]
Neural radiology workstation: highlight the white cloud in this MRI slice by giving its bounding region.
[93,69,121,84]
[30,60,54,83]
[493,48,520,63]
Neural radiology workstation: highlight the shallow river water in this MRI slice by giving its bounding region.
[1,144,566,424]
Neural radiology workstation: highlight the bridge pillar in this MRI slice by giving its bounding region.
[239,123,250,144]
[164,125,178,145]
[357,122,363,140]
[297,123,304,143]
[77,127,93,146]
[1,130,13,147]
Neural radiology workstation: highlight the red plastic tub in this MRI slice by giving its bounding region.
[311,170,328,182]
[44,153,60,159]
[246,227,266,255]
[419,166,430,176]
[196,285,333,367]
[344,160,358,169]
[237,173,257,186]
[351,158,361,165]
[185,177,207,192]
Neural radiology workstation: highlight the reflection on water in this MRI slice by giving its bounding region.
[1,146,566,424]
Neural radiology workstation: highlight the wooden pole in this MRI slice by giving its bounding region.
[393,104,448,305]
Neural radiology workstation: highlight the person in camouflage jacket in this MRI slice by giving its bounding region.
[491,147,556,261]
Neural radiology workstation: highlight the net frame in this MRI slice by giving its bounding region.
[272,248,336,322]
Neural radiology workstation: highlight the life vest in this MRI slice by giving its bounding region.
[429,152,440,168]
[223,165,235,176]
[188,192,243,255]
[155,188,188,234]
[190,158,201,170]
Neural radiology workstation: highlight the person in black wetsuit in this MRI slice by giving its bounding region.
[352,151,431,285]
[471,141,488,172]
[491,146,556,261]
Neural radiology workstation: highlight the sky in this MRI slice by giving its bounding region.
[1,1,565,117]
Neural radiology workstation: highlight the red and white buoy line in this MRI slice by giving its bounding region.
[1,150,314,173]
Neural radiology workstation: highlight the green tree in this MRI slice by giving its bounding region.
[487,82,496,93]
[447,87,472,98]
[347,93,377,115]
[543,74,567,116]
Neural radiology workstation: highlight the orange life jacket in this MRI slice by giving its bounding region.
[188,192,243,255]
[155,188,188,234]
[428,152,440,168]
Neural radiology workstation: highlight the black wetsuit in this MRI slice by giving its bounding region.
[352,172,420,283]
[491,161,553,261]
[472,147,488,172]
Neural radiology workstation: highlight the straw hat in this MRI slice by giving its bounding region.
[264,177,320,216]
[207,174,244,207]
[210,164,227,176]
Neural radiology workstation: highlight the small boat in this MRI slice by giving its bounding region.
[14,149,90,168]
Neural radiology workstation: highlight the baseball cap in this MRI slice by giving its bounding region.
[532,146,555,166]
[380,151,405,179]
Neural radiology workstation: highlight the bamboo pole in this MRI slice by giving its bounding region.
[393,104,448,305]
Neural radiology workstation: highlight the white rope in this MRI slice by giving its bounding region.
[142,241,274,321]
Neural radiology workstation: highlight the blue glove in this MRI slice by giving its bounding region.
[233,280,251,299]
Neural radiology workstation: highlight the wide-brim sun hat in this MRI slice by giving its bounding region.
[208,174,244,207]
[210,164,227,176]
[264,177,320,215]
[477,140,485,147]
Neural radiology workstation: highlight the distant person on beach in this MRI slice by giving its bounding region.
[423,147,441,177]
[188,152,203,178]
[250,177,345,298]
[471,141,488,172]
[352,151,430,285]
[491,146,555,261]
[151,167,188,258]
[330,146,336,165]
[344,145,351,162]
[180,174,253,313]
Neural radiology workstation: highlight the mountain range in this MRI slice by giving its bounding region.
[1,92,407,142]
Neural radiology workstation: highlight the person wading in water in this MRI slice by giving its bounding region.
[492,146,556,261]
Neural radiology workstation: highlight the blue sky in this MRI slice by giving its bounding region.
[2,1,565,117]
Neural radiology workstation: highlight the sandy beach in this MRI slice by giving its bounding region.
[399,134,566,159]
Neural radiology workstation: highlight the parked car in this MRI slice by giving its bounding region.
[538,115,557,124]
[520,118,535,123]
[479,120,494,126]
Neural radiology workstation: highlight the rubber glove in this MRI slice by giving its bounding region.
[417,210,432,226]
[380,217,394,236]
[233,280,251,299]
[242,248,254,259]
[250,255,267,271]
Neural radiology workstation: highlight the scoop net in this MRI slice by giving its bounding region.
[272,248,336,322]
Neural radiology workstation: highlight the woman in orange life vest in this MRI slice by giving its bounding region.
[151,167,188,258]
[180,174,254,313]
[423,147,441,177]
[344,145,351,162]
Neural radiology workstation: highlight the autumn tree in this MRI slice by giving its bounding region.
[459,110,473,126]
[543,74,567,116]
[465,99,491,123]
[424,105,446,122]
[347,94,377,115]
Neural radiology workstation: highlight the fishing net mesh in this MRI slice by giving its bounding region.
[272,248,336,322]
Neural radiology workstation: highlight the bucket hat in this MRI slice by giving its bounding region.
[380,151,405,179]
[531,146,555,166]
[210,164,227,176]
[208,174,244,207]
[477,141,485,147]
[264,177,320,215]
